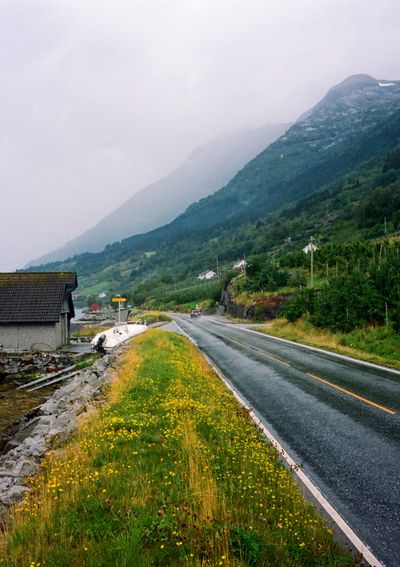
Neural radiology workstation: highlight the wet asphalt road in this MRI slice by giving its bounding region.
[171,314,400,567]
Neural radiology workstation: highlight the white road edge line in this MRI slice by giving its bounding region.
[212,318,400,377]
[172,318,384,567]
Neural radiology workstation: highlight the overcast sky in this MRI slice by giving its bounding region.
[0,0,399,271]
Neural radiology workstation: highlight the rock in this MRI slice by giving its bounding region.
[36,416,51,428]
[41,398,59,415]
[102,370,114,384]
[1,485,28,505]
[11,458,37,477]
[92,388,102,399]
[95,358,109,374]
[12,417,42,443]
[0,351,116,512]
[19,436,46,459]
[0,469,20,478]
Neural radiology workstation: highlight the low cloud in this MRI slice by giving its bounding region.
[0,0,399,270]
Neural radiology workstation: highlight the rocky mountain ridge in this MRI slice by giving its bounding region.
[297,74,400,148]
[161,75,399,232]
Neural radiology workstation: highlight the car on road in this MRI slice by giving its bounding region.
[190,309,202,319]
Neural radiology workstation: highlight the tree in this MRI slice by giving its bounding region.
[310,274,381,332]
[284,289,316,323]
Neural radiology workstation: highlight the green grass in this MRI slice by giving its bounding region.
[257,317,400,370]
[129,311,172,325]
[74,355,101,370]
[0,331,356,566]
[337,326,400,367]
[72,324,113,338]
[78,280,111,297]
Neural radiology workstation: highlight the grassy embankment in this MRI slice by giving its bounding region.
[0,331,356,566]
[72,325,112,338]
[129,311,171,326]
[256,317,400,370]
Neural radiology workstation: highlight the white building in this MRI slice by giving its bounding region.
[198,270,217,281]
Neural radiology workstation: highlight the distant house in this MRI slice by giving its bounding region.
[198,270,217,281]
[233,259,247,272]
[0,272,78,351]
[98,291,108,299]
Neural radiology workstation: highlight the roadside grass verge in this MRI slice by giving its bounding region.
[129,311,172,325]
[256,317,400,370]
[0,331,356,566]
[72,325,112,338]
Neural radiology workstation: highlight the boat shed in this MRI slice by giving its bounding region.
[0,272,78,351]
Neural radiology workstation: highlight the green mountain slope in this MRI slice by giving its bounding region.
[81,74,400,252]
[38,131,400,309]
[126,141,400,309]
[29,75,400,306]
[157,75,400,230]
[29,123,288,265]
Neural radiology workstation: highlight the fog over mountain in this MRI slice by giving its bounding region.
[0,1,399,271]
[29,123,289,265]
[32,73,400,286]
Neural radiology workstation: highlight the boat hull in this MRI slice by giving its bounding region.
[91,323,147,350]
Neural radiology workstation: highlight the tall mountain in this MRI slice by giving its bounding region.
[29,123,288,266]
[170,74,400,232]
[74,75,400,255]
[30,75,400,298]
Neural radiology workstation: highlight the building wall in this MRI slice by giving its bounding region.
[0,320,64,351]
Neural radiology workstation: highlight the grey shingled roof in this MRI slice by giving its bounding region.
[0,272,78,323]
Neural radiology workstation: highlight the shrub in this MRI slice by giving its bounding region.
[287,271,307,288]
[284,289,316,323]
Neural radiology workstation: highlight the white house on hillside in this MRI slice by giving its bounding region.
[198,270,217,281]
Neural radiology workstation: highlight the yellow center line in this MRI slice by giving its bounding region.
[306,373,396,415]
[226,335,291,367]
[259,352,291,367]
[218,329,396,416]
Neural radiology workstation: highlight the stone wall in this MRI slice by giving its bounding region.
[0,352,75,377]
[220,289,290,321]
[0,352,118,513]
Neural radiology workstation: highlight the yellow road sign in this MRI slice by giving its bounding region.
[112,297,126,303]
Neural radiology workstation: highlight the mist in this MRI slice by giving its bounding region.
[0,0,399,270]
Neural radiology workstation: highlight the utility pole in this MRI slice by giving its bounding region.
[310,237,314,287]
[303,236,317,288]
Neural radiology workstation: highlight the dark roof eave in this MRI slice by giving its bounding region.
[0,272,78,324]
[0,319,58,325]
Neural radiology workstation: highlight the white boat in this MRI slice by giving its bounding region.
[91,321,147,351]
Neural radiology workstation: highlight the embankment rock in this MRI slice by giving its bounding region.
[220,289,290,321]
[0,352,118,510]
